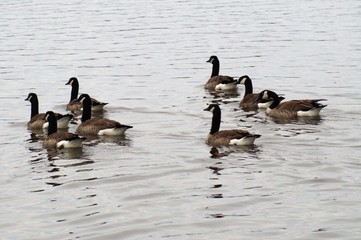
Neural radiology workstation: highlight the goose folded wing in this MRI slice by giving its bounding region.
[214,129,255,140]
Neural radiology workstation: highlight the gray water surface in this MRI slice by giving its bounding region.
[1,1,361,239]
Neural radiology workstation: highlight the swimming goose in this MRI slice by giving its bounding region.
[238,75,285,110]
[204,104,261,146]
[43,111,85,149]
[66,77,108,112]
[205,56,239,91]
[77,94,132,135]
[25,93,73,129]
[258,90,327,119]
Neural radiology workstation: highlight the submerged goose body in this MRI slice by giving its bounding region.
[258,90,327,119]
[205,56,239,91]
[204,104,261,146]
[238,75,285,110]
[76,94,132,135]
[25,93,73,129]
[66,77,108,112]
[43,111,84,149]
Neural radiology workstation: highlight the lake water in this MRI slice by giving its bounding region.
[1,0,361,239]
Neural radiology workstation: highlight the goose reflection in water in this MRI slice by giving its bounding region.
[209,147,229,158]
[80,134,132,147]
[272,116,324,125]
[207,90,241,104]
[209,145,261,159]
[46,147,84,160]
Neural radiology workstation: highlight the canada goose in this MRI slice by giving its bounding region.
[205,56,239,91]
[25,93,73,129]
[258,90,327,119]
[204,104,261,146]
[43,111,85,149]
[66,77,108,112]
[77,94,132,135]
[238,75,285,110]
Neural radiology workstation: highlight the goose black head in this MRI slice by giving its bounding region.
[204,104,220,113]
[44,111,56,121]
[66,77,78,86]
[206,55,218,64]
[25,92,37,102]
[77,94,89,102]
[257,90,272,101]
[237,75,251,84]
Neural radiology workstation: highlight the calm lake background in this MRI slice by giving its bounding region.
[1,0,361,239]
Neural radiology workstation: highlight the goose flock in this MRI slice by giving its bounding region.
[25,56,327,150]
[25,77,132,149]
[204,55,327,147]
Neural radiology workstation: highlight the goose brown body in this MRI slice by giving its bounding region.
[43,132,84,149]
[207,129,260,147]
[240,93,260,110]
[28,113,47,129]
[77,117,132,135]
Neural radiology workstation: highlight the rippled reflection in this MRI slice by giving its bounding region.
[206,89,241,103]
[82,134,132,147]
[209,147,229,158]
[270,116,324,125]
[27,131,45,142]
[46,148,84,160]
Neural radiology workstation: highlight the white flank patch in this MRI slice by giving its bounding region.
[57,117,72,128]
[215,83,237,91]
[229,137,257,146]
[98,127,127,136]
[297,108,322,117]
[42,117,71,129]
[258,101,272,109]
[56,139,83,148]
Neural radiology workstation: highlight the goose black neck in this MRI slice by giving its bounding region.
[244,78,253,95]
[211,59,220,77]
[210,107,221,134]
[47,114,57,135]
[70,81,79,102]
[30,97,39,119]
[268,91,281,109]
[81,96,92,122]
